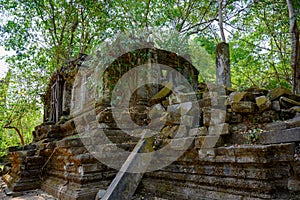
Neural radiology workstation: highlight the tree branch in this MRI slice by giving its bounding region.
[181,0,215,33]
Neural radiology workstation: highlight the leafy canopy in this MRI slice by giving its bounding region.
[0,0,299,157]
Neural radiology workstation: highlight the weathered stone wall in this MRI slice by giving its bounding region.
[130,86,300,199]
[40,137,117,200]
[102,48,199,99]
[140,143,296,199]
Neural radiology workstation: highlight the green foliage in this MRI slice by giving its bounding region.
[194,0,298,90]
[245,128,263,144]
[0,68,42,157]
[0,0,299,157]
[189,38,216,83]
[0,0,118,156]
[227,0,293,90]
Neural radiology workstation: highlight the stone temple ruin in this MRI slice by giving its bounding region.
[2,48,300,199]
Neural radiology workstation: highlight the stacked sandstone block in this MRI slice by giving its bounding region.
[2,144,43,191]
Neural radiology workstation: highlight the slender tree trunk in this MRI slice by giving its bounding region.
[218,0,226,43]
[4,126,25,146]
[287,0,300,94]
[216,0,231,87]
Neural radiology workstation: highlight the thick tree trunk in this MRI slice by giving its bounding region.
[287,0,300,94]
[216,42,231,87]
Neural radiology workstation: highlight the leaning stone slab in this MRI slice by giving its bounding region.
[269,87,292,100]
[280,97,300,108]
[290,106,300,113]
[258,127,300,144]
[150,82,173,104]
[99,137,152,200]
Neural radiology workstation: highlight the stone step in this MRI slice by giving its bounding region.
[1,179,22,197]
[140,178,275,200]
[2,174,41,192]
[162,162,289,180]
[144,171,276,193]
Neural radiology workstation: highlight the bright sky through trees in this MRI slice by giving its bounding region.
[0,46,13,78]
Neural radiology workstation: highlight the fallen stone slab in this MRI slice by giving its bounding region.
[258,127,300,144]
[231,101,255,113]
